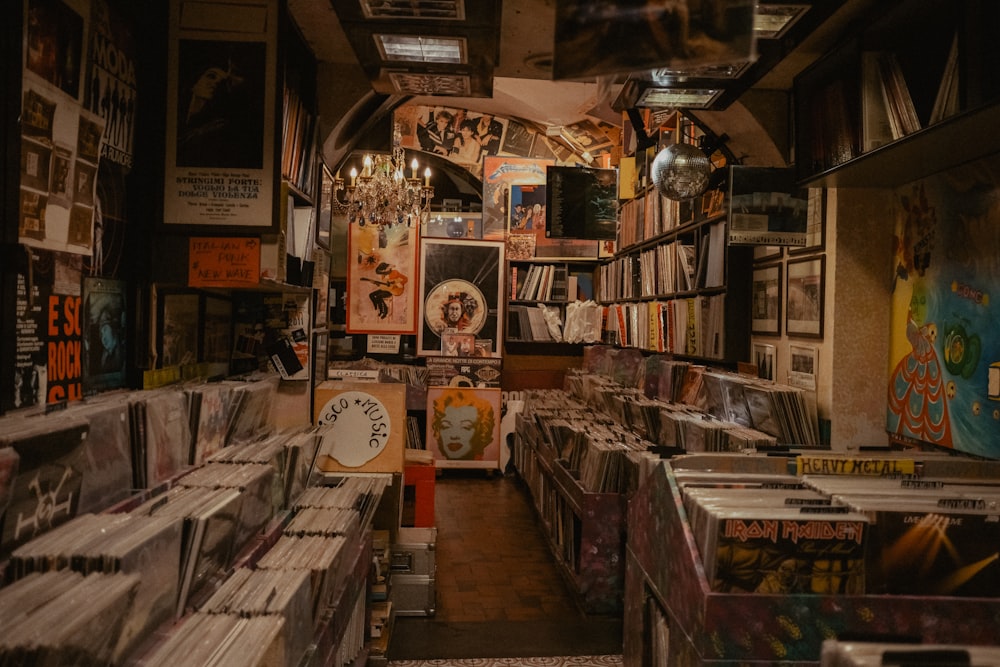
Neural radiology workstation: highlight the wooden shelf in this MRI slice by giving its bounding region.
[794,0,1000,188]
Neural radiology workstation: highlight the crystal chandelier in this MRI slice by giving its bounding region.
[333,124,434,227]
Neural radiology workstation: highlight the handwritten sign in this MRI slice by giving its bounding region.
[188,237,261,287]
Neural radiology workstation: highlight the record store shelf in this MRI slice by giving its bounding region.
[514,414,626,614]
[623,454,1000,666]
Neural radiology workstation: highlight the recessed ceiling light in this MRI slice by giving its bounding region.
[754,4,809,39]
[375,34,466,64]
[361,0,465,20]
[636,88,722,109]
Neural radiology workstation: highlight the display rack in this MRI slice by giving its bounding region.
[505,258,598,349]
[624,454,1000,666]
[514,414,625,614]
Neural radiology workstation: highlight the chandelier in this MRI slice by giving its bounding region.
[333,124,434,227]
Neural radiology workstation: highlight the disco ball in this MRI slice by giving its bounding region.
[651,143,712,201]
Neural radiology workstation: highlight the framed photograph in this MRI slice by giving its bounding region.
[162,0,277,231]
[789,188,826,255]
[316,164,333,250]
[751,263,782,335]
[753,342,776,382]
[786,255,825,338]
[789,344,818,391]
[426,386,502,470]
[347,221,420,334]
[418,238,505,358]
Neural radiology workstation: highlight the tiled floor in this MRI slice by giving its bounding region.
[387,470,624,664]
[432,471,580,623]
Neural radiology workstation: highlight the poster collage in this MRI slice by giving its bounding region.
[332,104,619,471]
[15,0,136,410]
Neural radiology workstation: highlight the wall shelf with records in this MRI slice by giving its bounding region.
[794,0,1000,188]
[599,205,752,364]
[623,453,1000,666]
[505,259,599,347]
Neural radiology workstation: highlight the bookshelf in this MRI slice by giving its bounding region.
[600,183,752,364]
[505,259,599,347]
[794,0,1000,188]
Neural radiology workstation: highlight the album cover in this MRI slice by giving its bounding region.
[0,415,89,556]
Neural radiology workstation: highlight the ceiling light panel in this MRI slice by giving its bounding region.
[375,34,467,64]
[388,72,471,96]
[637,87,722,109]
[360,0,465,20]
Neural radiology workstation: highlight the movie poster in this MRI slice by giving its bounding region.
[162,0,276,229]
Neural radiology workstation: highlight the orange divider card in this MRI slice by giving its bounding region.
[188,237,261,287]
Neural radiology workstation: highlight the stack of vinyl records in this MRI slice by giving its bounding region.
[186,381,235,465]
[802,472,1000,597]
[743,381,821,446]
[293,475,389,534]
[178,461,278,556]
[224,374,281,446]
[200,567,315,667]
[255,533,349,617]
[284,506,361,540]
[642,357,690,403]
[139,612,287,667]
[63,395,134,514]
[128,485,244,616]
[0,412,90,557]
[677,481,869,594]
[0,570,142,666]
[7,512,184,661]
[130,387,193,489]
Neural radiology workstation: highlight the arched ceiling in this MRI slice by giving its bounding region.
[289,0,881,174]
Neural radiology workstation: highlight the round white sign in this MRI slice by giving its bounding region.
[316,390,391,468]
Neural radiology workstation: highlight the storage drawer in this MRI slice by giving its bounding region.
[390,526,437,575]
[390,574,436,617]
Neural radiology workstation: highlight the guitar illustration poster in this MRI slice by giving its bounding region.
[347,221,419,334]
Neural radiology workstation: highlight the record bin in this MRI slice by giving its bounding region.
[624,453,1000,666]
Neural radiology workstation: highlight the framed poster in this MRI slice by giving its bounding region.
[751,263,782,335]
[158,290,201,368]
[313,381,406,474]
[426,386,502,470]
[347,222,420,334]
[418,238,504,358]
[82,277,127,393]
[789,188,827,255]
[786,255,825,338]
[162,0,277,231]
[753,342,776,382]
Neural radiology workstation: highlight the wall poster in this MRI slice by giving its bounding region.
[887,156,1000,459]
[347,221,420,335]
[20,0,107,256]
[417,238,504,358]
[162,0,276,230]
[426,386,502,470]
